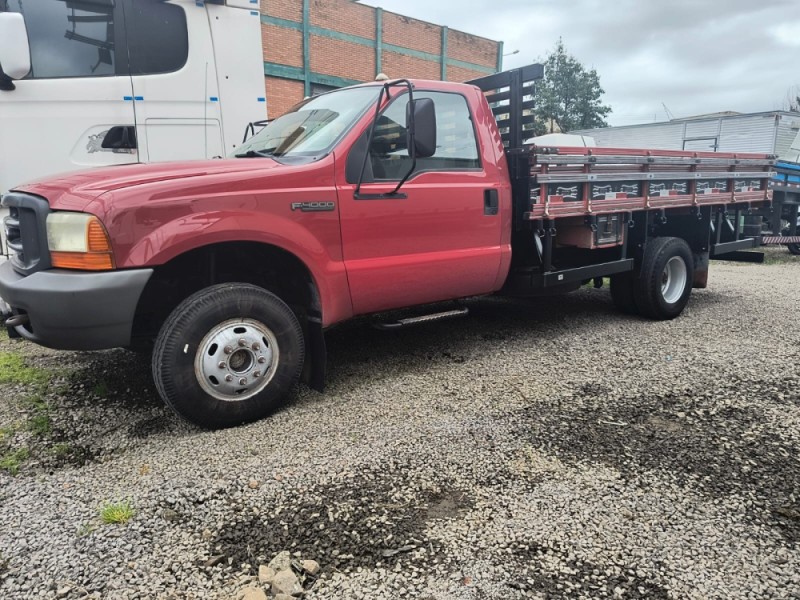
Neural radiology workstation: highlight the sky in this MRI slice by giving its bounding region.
[360,0,800,127]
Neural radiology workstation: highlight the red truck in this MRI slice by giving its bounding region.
[0,65,774,428]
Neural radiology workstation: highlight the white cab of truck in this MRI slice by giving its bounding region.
[0,0,266,195]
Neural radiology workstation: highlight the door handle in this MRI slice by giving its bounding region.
[484,189,499,216]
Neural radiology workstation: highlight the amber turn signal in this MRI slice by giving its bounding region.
[46,213,115,271]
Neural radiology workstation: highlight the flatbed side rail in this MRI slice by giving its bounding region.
[522,145,775,220]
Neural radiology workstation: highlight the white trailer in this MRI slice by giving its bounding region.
[0,0,266,195]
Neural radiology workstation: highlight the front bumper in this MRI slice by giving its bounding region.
[0,261,153,350]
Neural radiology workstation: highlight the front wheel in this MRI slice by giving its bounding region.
[152,283,304,429]
[634,237,694,320]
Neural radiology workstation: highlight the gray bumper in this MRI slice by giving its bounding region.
[0,261,153,350]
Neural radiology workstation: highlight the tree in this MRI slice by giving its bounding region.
[532,40,611,134]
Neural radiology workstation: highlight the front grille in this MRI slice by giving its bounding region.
[4,208,22,261]
[1,193,52,276]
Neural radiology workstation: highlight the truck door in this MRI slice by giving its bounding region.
[0,0,137,193]
[337,90,504,315]
[122,0,223,162]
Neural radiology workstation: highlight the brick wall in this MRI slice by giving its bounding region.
[309,0,375,40]
[262,0,302,22]
[265,77,305,118]
[447,28,497,69]
[383,12,441,56]
[261,0,501,118]
[310,35,375,82]
[262,23,303,68]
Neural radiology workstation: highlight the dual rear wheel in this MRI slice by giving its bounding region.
[610,237,694,320]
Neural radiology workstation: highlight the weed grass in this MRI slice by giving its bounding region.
[0,448,30,475]
[0,352,49,386]
[99,500,135,525]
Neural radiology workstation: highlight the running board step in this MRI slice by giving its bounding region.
[373,308,469,331]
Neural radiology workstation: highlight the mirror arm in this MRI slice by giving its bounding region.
[354,79,415,200]
[354,84,388,199]
[389,84,416,196]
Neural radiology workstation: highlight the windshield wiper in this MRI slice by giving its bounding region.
[234,149,276,158]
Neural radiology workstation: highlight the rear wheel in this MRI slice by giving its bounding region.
[787,244,800,256]
[634,237,694,320]
[152,283,304,429]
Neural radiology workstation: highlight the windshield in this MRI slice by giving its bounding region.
[233,86,381,160]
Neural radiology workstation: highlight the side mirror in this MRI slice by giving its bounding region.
[406,98,437,159]
[0,13,31,81]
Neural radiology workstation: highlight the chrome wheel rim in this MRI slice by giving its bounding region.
[194,319,279,402]
[661,256,687,304]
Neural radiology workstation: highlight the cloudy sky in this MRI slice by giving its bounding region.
[361,0,800,126]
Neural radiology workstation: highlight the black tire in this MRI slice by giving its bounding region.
[152,283,304,429]
[609,272,638,315]
[787,244,800,256]
[634,237,694,320]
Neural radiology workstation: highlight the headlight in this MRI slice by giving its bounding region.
[46,212,115,270]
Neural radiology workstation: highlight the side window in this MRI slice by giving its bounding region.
[124,0,188,76]
[369,91,481,180]
[3,0,118,79]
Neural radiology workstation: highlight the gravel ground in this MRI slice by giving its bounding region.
[0,249,798,599]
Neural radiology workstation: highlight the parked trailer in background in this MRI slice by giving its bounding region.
[0,65,774,428]
[0,0,266,196]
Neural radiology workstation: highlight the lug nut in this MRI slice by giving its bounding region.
[224,346,233,355]
[239,378,247,385]
[238,338,247,347]
[252,342,261,351]
[218,361,226,369]
[258,356,267,364]
[225,375,233,382]
[253,371,261,378]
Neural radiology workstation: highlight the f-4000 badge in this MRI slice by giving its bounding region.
[290,201,336,212]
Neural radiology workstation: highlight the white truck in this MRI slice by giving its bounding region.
[0,0,266,197]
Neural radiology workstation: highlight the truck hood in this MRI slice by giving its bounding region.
[13,159,286,212]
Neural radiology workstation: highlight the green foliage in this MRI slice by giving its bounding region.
[0,353,49,386]
[92,381,109,398]
[533,40,612,134]
[99,500,135,525]
[27,414,51,436]
[0,447,29,475]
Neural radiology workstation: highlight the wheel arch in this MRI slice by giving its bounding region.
[131,240,329,391]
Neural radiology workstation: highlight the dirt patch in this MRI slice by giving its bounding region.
[514,377,800,542]
[504,540,669,598]
[209,469,472,576]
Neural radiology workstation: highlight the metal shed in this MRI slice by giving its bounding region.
[574,111,800,157]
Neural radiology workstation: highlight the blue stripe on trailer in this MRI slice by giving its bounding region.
[123,96,133,101]
[257,97,266,102]
[134,96,144,101]
[777,161,800,172]
[209,97,219,102]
